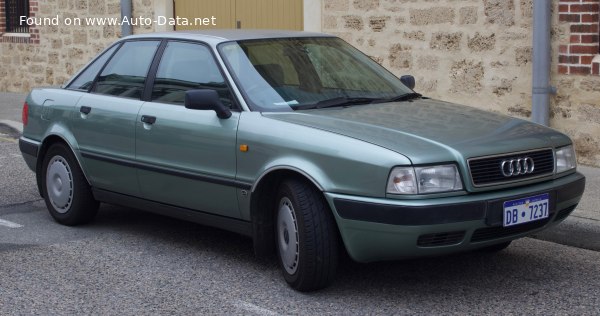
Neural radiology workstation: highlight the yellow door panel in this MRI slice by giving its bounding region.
[235,0,303,30]
[174,0,236,30]
[174,0,303,31]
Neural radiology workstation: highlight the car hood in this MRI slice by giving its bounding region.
[262,99,571,164]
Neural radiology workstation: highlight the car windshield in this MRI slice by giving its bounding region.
[218,37,414,112]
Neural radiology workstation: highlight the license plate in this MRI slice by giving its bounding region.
[503,193,550,227]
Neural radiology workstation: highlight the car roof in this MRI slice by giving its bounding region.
[121,29,334,45]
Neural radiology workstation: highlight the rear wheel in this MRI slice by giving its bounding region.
[275,178,338,291]
[41,143,99,225]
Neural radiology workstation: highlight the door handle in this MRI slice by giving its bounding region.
[141,115,156,124]
[80,106,92,115]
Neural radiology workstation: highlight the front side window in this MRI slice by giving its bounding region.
[4,0,29,33]
[151,41,234,108]
[66,45,119,91]
[219,37,413,112]
[94,41,160,99]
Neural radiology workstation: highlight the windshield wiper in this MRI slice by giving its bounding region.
[292,97,384,110]
[383,92,423,102]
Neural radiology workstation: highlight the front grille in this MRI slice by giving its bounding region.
[468,149,554,187]
[554,205,576,222]
[471,218,551,242]
[417,231,465,247]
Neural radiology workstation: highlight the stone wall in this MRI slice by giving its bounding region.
[0,0,155,92]
[323,0,600,166]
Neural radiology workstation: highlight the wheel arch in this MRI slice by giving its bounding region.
[36,132,90,197]
[250,167,339,258]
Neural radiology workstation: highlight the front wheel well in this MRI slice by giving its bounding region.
[250,169,338,258]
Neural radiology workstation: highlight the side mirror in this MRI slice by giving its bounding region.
[400,75,416,90]
[185,89,232,119]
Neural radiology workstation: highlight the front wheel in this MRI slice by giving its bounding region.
[275,179,339,291]
[41,143,99,225]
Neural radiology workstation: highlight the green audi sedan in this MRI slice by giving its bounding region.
[19,30,585,291]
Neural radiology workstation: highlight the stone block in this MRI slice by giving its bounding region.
[369,16,390,32]
[507,104,532,118]
[418,79,438,93]
[58,0,69,10]
[353,0,379,11]
[579,78,600,92]
[107,3,121,15]
[46,68,54,85]
[410,7,455,25]
[579,104,600,123]
[29,65,44,74]
[459,6,478,25]
[343,15,364,30]
[323,15,338,29]
[520,0,533,18]
[51,39,63,49]
[551,95,572,119]
[48,53,59,65]
[73,30,88,45]
[484,0,515,26]
[103,24,117,38]
[404,31,425,41]
[574,133,600,162]
[75,0,88,11]
[450,59,484,94]
[325,0,349,11]
[388,44,412,69]
[492,78,514,96]
[430,32,463,51]
[416,55,439,70]
[515,46,532,66]
[468,33,496,52]
[68,48,84,59]
[88,0,106,15]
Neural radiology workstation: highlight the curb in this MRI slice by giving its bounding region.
[0,119,23,134]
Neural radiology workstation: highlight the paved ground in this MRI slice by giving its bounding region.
[1,92,600,314]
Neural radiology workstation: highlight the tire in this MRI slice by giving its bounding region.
[478,241,512,253]
[275,178,338,291]
[41,142,99,226]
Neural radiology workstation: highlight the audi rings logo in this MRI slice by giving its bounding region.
[500,157,535,177]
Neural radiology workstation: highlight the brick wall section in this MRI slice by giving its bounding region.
[0,0,156,92]
[0,0,40,44]
[558,0,600,75]
[323,0,600,166]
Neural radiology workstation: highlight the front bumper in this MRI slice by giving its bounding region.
[325,172,585,263]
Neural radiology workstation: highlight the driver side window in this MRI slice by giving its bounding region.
[151,41,234,108]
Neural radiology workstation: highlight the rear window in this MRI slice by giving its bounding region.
[66,44,119,91]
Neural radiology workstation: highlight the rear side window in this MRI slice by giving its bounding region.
[93,41,160,99]
[151,41,234,108]
[67,44,119,91]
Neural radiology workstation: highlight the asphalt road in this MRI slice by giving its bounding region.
[1,132,600,314]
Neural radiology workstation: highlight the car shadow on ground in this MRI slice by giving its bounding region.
[81,203,599,309]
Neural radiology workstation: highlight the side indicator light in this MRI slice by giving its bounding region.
[240,144,249,152]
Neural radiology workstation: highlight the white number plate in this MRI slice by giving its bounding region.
[503,193,550,227]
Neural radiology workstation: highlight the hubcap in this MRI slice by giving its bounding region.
[46,155,73,213]
[277,197,299,274]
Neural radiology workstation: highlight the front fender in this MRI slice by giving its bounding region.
[237,112,410,197]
